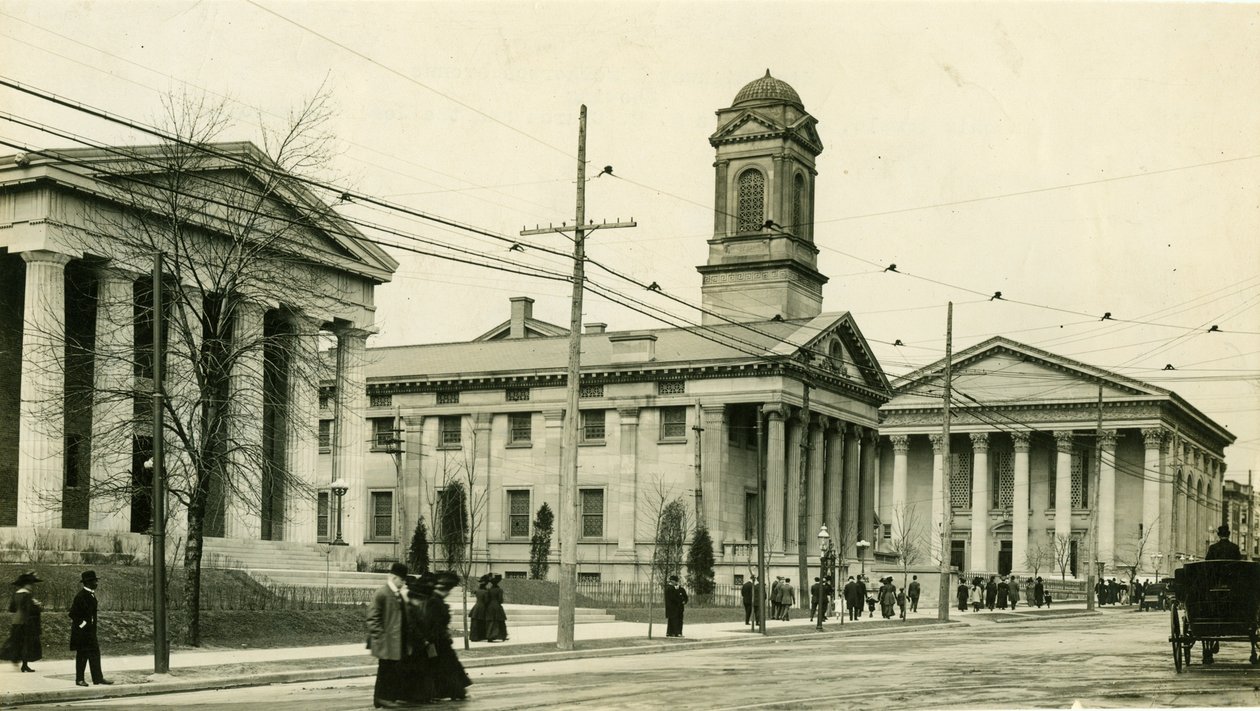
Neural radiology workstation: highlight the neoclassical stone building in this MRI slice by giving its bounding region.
[878,337,1234,579]
[0,143,395,552]
[321,72,894,581]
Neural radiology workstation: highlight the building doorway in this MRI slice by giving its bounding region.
[998,540,1012,576]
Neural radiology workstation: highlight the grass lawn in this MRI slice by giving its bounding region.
[608,605,746,625]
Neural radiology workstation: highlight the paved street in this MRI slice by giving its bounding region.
[23,610,1260,709]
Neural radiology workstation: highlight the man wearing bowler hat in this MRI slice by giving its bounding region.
[1206,524,1243,561]
[69,570,111,686]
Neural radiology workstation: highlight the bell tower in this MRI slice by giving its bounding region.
[698,70,826,324]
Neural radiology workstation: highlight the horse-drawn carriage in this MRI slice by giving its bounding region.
[1168,560,1260,671]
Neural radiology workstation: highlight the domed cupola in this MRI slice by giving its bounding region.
[698,71,827,325]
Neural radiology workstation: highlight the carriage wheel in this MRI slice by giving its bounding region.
[1171,607,1183,672]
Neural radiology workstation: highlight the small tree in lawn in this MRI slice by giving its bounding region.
[1052,534,1075,581]
[407,514,430,575]
[434,429,488,650]
[1024,535,1052,579]
[1114,515,1159,589]
[686,525,715,603]
[529,503,554,580]
[638,475,689,639]
[889,503,926,610]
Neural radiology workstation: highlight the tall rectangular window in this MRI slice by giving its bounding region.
[660,406,687,441]
[581,410,605,443]
[509,412,532,444]
[371,418,396,449]
[507,490,530,538]
[580,488,604,538]
[370,491,394,539]
[950,450,972,510]
[994,450,1014,509]
[318,420,332,450]
[440,415,462,446]
[1071,449,1089,508]
[744,491,759,541]
[317,491,329,540]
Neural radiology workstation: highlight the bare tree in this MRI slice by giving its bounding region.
[1113,516,1159,588]
[889,503,926,593]
[36,87,346,645]
[1024,535,1053,579]
[638,475,690,639]
[432,428,488,650]
[1052,534,1075,581]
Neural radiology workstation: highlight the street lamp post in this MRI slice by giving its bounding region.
[856,539,870,579]
[1150,553,1164,580]
[817,525,834,631]
[330,478,349,546]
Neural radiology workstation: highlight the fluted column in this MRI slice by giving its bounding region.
[700,404,727,544]
[225,302,266,540]
[616,407,639,555]
[88,266,136,532]
[970,432,990,573]
[283,314,322,543]
[1053,430,1075,544]
[859,428,877,546]
[929,433,946,562]
[842,423,860,560]
[762,405,786,553]
[473,412,492,558]
[1140,428,1164,569]
[332,325,369,546]
[889,435,910,537]
[17,251,71,528]
[824,422,844,531]
[785,410,802,550]
[807,416,826,542]
[1098,430,1118,569]
[1012,432,1031,573]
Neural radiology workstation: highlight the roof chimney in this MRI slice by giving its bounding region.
[609,332,657,363]
[584,322,607,334]
[509,297,534,339]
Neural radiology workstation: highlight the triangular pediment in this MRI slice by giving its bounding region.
[888,337,1166,409]
[711,110,787,142]
[768,312,891,393]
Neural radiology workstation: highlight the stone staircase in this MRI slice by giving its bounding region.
[201,537,360,573]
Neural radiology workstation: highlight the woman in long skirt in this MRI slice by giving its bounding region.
[0,571,43,672]
[468,574,491,642]
[956,578,969,612]
[428,572,471,700]
[1034,577,1046,607]
[996,577,1009,609]
[400,575,437,704]
[483,574,508,642]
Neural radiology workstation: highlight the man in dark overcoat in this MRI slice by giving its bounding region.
[741,576,755,625]
[843,576,861,620]
[663,575,689,638]
[809,577,822,621]
[68,570,111,686]
[367,562,409,708]
[1206,525,1243,560]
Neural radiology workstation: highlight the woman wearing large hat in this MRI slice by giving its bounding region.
[1,571,44,672]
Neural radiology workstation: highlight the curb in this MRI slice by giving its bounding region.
[0,621,964,707]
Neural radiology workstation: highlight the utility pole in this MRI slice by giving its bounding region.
[1248,469,1254,560]
[757,409,767,635]
[797,382,812,612]
[693,400,704,527]
[521,105,634,651]
[150,252,169,673]
[937,302,953,622]
[1086,384,1102,611]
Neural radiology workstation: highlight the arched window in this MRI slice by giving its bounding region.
[736,169,765,232]
[792,173,805,234]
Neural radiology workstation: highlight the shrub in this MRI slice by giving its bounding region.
[407,515,431,574]
[529,503,554,580]
[686,525,715,597]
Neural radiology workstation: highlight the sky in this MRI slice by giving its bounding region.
[1,1,1258,481]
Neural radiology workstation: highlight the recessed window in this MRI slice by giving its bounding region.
[371,418,396,449]
[440,416,462,446]
[736,168,765,232]
[505,571,527,580]
[578,572,602,584]
[317,491,329,540]
[369,393,392,408]
[792,173,806,233]
[319,395,331,411]
[580,488,604,538]
[659,406,687,441]
[509,413,532,444]
[744,491,759,541]
[318,420,332,450]
[579,383,603,399]
[370,490,394,540]
[436,391,460,405]
[656,380,685,395]
[506,387,530,402]
[507,490,530,538]
[581,410,606,443]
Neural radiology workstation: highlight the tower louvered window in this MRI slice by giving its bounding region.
[950,451,972,510]
[1071,449,1090,508]
[736,169,765,232]
[994,450,1014,509]
[792,173,805,233]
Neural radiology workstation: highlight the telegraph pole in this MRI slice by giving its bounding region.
[757,410,767,635]
[1086,383,1102,611]
[521,105,634,650]
[937,302,953,622]
[797,382,811,612]
[151,252,169,673]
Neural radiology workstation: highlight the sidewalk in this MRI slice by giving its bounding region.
[0,601,1104,707]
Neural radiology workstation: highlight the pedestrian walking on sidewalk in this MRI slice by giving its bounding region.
[428,572,471,700]
[844,576,861,621]
[468,573,490,642]
[1008,577,1020,610]
[1,571,43,673]
[895,586,906,620]
[770,577,783,620]
[809,578,821,621]
[970,578,985,613]
[956,577,969,612]
[68,570,111,687]
[985,576,998,611]
[778,578,795,621]
[741,576,755,625]
[1024,577,1035,608]
[366,562,409,709]
[484,574,508,642]
[878,577,896,619]
[401,574,437,704]
[664,575,689,637]
[1034,577,1045,608]
[997,576,1009,609]
[856,576,869,618]
[908,575,921,612]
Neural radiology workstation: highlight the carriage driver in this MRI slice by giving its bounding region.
[1206,524,1243,561]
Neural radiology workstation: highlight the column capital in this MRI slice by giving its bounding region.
[1140,427,1165,449]
[890,434,910,454]
[928,433,946,452]
[542,409,565,424]
[617,406,640,422]
[401,414,425,428]
[20,249,72,267]
[1052,430,1076,451]
[331,322,373,341]
[760,403,786,421]
[970,432,990,452]
[473,412,492,431]
[700,403,726,420]
[1011,431,1031,452]
[861,427,878,444]
[812,414,831,431]
[1099,429,1119,450]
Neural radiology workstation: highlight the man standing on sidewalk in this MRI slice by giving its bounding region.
[778,578,795,621]
[69,570,111,687]
[367,562,409,709]
[741,576,755,625]
[664,576,689,638]
[908,575,921,613]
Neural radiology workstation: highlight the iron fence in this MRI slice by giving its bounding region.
[576,580,744,607]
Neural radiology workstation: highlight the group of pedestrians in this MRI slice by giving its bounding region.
[957,575,1049,611]
[0,569,111,687]
[367,563,471,709]
[741,573,924,624]
[466,573,508,643]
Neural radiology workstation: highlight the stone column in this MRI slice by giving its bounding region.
[929,433,945,563]
[332,325,369,546]
[17,251,71,528]
[1098,430,1118,569]
[283,314,322,544]
[785,410,802,551]
[616,407,640,556]
[842,423,860,560]
[970,432,990,573]
[1053,430,1075,543]
[88,265,136,532]
[701,404,727,545]
[762,405,786,553]
[890,435,909,532]
[225,302,265,540]
[1012,431,1031,573]
[473,412,492,558]
[859,428,877,546]
[1140,428,1164,568]
[807,417,826,543]
[824,423,844,531]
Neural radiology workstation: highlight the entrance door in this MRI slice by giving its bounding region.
[998,540,1012,576]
